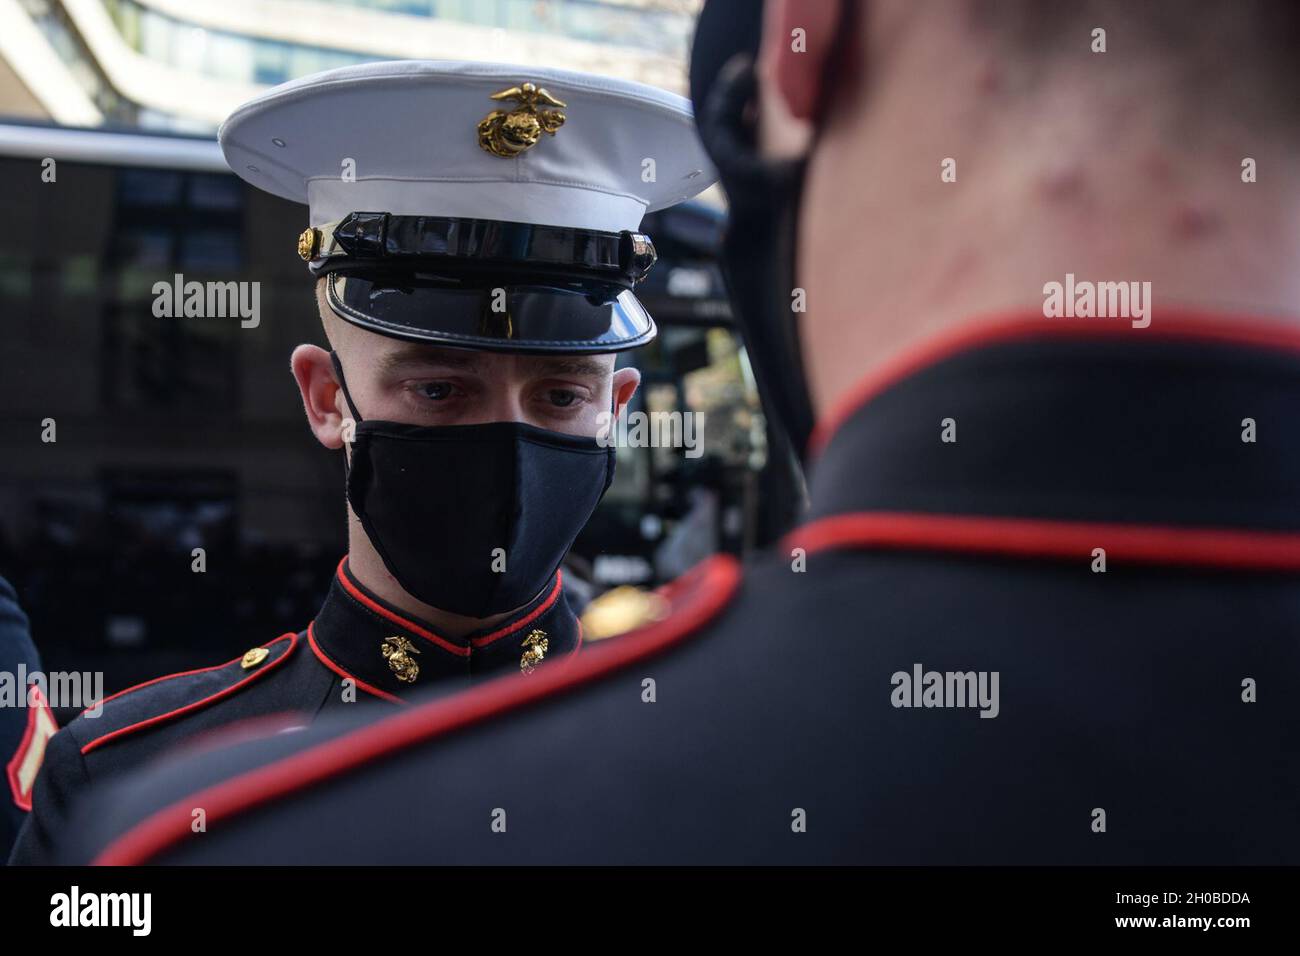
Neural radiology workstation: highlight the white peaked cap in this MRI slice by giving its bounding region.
[219,59,717,233]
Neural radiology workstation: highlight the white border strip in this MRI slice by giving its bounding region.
[0,122,226,171]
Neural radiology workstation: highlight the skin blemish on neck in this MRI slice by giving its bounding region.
[976,62,1003,96]
[1170,203,1222,241]
[1038,165,1087,201]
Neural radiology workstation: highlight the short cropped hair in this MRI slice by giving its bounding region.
[968,0,1300,127]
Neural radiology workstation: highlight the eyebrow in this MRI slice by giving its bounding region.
[374,348,610,379]
[376,346,483,375]
[528,357,611,378]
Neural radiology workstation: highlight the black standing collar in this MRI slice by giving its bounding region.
[308,558,581,701]
[794,312,1300,571]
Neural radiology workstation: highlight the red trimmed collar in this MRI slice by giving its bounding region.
[308,557,580,699]
[795,309,1300,572]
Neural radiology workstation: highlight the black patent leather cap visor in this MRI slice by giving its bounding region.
[324,271,656,354]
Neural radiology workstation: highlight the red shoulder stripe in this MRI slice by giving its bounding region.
[81,633,299,756]
[93,554,741,865]
[92,633,292,713]
[787,511,1300,573]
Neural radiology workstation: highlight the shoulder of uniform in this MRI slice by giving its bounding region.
[579,554,742,644]
[66,632,302,756]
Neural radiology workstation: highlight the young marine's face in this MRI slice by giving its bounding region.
[339,337,628,434]
[291,283,640,449]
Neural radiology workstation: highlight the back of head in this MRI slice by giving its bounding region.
[694,0,1300,433]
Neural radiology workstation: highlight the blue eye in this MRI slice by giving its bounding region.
[548,389,577,408]
[418,383,454,401]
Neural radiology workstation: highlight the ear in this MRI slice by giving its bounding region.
[291,344,348,450]
[611,367,640,419]
[758,0,844,122]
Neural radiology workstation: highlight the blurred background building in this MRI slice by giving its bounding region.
[0,0,701,131]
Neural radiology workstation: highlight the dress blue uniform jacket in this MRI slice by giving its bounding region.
[43,312,1300,864]
[8,558,582,864]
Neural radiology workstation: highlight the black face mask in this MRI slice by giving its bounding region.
[330,353,615,619]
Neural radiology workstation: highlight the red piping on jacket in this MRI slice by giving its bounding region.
[306,621,404,705]
[809,311,1300,458]
[786,511,1300,573]
[91,634,289,713]
[470,570,564,648]
[93,554,741,865]
[336,557,566,651]
[80,634,299,756]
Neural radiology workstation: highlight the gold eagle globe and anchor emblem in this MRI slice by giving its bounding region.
[519,629,549,675]
[477,82,567,158]
[240,647,270,670]
[381,635,422,683]
[296,226,320,261]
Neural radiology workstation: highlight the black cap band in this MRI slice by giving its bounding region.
[310,213,657,288]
